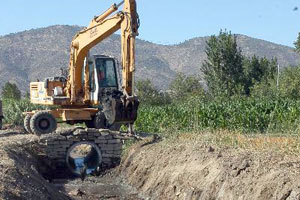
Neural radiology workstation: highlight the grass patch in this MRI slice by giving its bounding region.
[161,130,300,155]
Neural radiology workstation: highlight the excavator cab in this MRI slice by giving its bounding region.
[86,55,139,128]
[87,55,119,104]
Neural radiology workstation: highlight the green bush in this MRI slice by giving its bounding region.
[136,79,171,105]
[2,99,46,126]
[251,66,300,100]
[1,82,21,100]
[169,72,204,101]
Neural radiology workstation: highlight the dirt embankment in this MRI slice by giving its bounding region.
[2,129,300,200]
[0,130,69,200]
[0,129,144,200]
[119,136,300,200]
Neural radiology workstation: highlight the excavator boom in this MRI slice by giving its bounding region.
[67,0,139,104]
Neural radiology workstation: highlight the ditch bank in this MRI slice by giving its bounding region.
[0,131,69,200]
[119,136,300,200]
[2,129,300,200]
[0,129,144,200]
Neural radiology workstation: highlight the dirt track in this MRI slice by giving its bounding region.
[2,130,300,199]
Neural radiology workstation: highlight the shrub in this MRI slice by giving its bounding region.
[2,99,46,126]
[1,82,21,100]
[136,79,170,105]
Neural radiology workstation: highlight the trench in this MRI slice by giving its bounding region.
[36,144,144,199]
[0,130,147,200]
[4,130,300,200]
[36,139,146,199]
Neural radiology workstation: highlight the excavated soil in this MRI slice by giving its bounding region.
[119,136,300,200]
[2,129,300,200]
[0,129,144,200]
[0,130,69,200]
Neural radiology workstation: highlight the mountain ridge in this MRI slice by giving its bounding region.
[0,25,299,93]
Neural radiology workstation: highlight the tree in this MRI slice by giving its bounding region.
[136,79,170,105]
[24,91,30,99]
[1,82,21,100]
[251,66,300,100]
[169,72,204,100]
[295,32,300,53]
[201,30,244,96]
[243,56,277,95]
[277,67,300,99]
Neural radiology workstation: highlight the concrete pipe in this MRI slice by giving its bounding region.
[66,141,102,176]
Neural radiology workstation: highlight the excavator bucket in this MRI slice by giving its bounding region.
[102,96,139,126]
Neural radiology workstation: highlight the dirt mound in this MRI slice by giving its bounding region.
[0,130,69,200]
[119,136,300,200]
[0,129,144,200]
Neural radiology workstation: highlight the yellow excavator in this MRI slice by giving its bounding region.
[23,0,139,135]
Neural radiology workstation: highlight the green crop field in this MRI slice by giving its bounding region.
[135,96,300,135]
[3,96,300,136]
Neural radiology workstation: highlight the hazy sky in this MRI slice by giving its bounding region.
[0,0,299,47]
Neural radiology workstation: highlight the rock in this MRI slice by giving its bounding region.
[208,146,215,152]
[68,189,85,197]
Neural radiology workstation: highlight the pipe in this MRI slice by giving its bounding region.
[66,141,102,176]
[95,1,124,22]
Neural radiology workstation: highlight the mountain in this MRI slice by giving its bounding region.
[0,25,299,93]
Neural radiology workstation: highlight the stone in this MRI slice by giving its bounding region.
[114,150,122,155]
[100,145,114,151]
[56,148,67,152]
[104,135,113,140]
[108,139,121,144]
[42,128,124,170]
[69,137,81,142]
[96,136,106,140]
[95,139,107,144]
[59,140,72,144]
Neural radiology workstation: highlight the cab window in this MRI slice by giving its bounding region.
[95,58,118,88]
[82,61,95,92]
[89,61,95,91]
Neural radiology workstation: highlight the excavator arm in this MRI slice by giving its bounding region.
[66,0,139,104]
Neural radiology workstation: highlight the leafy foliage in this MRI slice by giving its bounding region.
[243,56,277,95]
[202,30,244,96]
[295,32,300,53]
[277,67,300,99]
[252,66,300,100]
[2,99,46,126]
[136,80,170,105]
[135,96,300,134]
[169,73,204,100]
[1,82,21,100]
[202,31,278,97]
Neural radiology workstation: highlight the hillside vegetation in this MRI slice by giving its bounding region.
[0,25,299,93]
[134,31,300,136]
[2,30,300,139]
